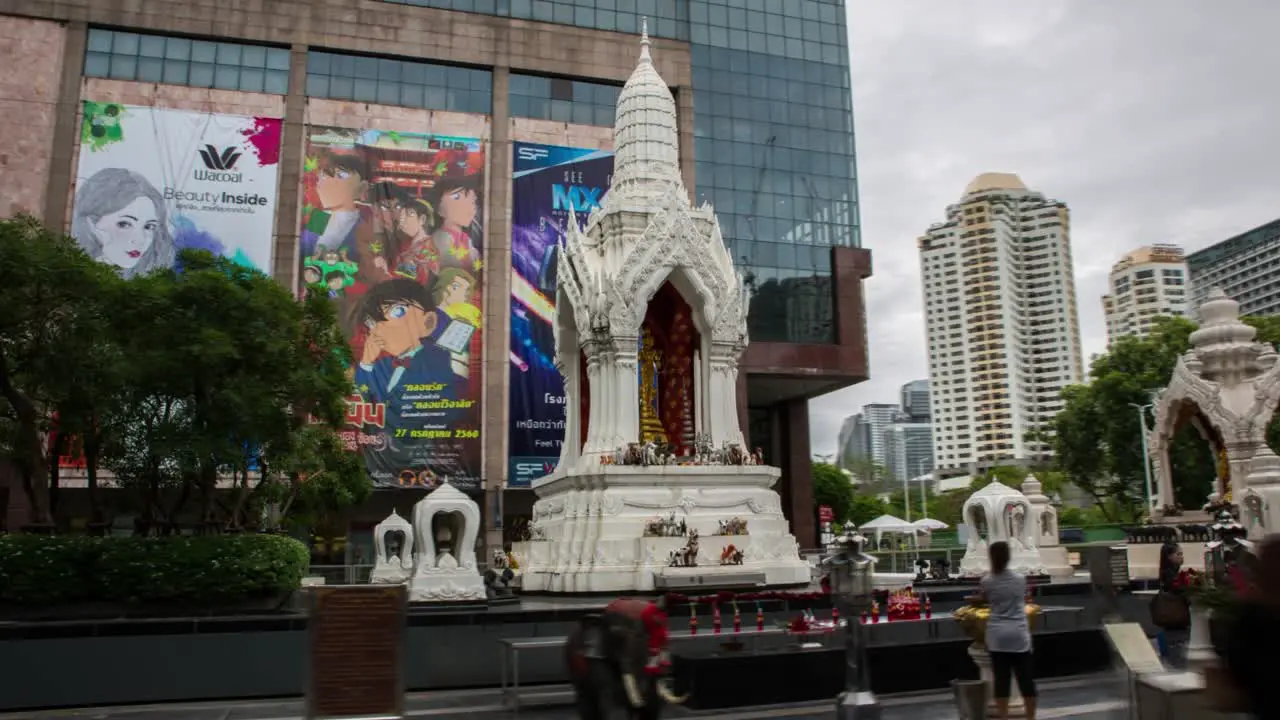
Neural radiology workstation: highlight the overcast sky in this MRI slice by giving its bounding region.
[808,1,1280,458]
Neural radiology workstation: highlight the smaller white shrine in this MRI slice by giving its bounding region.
[958,481,1045,577]
[370,509,414,584]
[1149,288,1280,523]
[369,480,486,602]
[1020,474,1071,578]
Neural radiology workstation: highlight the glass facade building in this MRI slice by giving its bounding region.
[381,0,860,344]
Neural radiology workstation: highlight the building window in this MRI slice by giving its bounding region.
[305,51,492,115]
[84,29,291,94]
[509,74,620,127]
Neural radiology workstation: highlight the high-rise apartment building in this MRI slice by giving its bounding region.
[1187,219,1280,317]
[918,173,1084,478]
[900,379,931,423]
[0,0,870,547]
[1102,245,1189,345]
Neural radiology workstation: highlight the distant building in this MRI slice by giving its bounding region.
[918,173,1084,477]
[1102,245,1189,345]
[900,379,931,423]
[883,422,934,488]
[1186,219,1280,317]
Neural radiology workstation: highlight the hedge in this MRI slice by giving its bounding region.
[0,533,310,606]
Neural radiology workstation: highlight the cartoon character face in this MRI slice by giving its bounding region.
[398,206,429,238]
[371,301,438,357]
[92,196,159,269]
[316,166,364,210]
[376,199,400,233]
[441,274,472,306]
[303,266,322,284]
[327,275,346,291]
[439,187,477,229]
[323,251,340,265]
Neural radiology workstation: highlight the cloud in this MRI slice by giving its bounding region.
[809,1,1280,456]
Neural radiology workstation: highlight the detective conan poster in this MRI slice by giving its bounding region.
[508,142,614,488]
[299,127,485,491]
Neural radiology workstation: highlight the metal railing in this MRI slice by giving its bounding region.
[307,564,374,585]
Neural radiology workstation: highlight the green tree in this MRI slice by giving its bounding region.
[0,216,120,526]
[848,493,890,527]
[102,251,362,534]
[844,457,889,491]
[1050,315,1280,520]
[812,462,856,525]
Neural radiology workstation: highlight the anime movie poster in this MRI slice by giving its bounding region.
[71,102,282,277]
[299,127,485,492]
[508,143,614,488]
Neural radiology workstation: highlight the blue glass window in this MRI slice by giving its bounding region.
[84,29,290,94]
[306,51,492,114]
[509,74,620,127]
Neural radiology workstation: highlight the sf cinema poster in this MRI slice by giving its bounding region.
[508,142,614,488]
[72,102,283,277]
[299,127,485,491]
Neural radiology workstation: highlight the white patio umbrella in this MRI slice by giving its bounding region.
[859,514,914,546]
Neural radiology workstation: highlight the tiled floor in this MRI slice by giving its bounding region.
[3,674,1127,720]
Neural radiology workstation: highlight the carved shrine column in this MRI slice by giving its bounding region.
[554,350,581,474]
[612,337,641,449]
[707,345,746,448]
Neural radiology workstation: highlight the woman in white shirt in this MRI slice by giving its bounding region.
[979,541,1037,720]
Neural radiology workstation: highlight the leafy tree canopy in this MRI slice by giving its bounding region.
[0,216,366,533]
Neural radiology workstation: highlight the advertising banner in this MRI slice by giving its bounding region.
[508,143,614,488]
[299,127,485,492]
[72,102,282,277]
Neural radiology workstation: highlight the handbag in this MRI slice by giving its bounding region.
[1150,590,1190,629]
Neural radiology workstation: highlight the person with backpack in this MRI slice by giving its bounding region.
[1150,541,1191,666]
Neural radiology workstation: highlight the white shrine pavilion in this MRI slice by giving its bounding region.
[513,25,809,593]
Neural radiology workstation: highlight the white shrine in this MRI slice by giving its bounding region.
[370,481,487,602]
[513,26,809,593]
[958,481,1046,577]
[1148,288,1280,538]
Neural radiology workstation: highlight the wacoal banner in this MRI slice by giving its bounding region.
[72,102,282,277]
[300,127,485,492]
[508,142,614,488]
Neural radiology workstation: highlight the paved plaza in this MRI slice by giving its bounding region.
[3,674,1127,720]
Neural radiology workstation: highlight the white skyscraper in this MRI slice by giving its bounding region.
[918,173,1085,477]
[1102,245,1190,345]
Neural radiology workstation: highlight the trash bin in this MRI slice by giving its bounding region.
[952,679,987,720]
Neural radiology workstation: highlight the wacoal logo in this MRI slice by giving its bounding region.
[194,144,244,182]
[199,144,241,170]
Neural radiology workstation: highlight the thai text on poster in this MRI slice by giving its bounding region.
[508,142,614,487]
[299,127,485,491]
[72,102,282,277]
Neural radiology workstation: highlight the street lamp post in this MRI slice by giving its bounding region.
[1130,401,1155,512]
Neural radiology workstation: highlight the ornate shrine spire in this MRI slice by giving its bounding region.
[606,18,684,204]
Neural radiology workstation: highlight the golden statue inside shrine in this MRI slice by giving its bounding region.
[638,329,668,444]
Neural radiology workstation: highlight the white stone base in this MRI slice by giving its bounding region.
[369,563,411,585]
[1039,546,1074,579]
[518,465,810,593]
[409,569,486,602]
[959,542,1045,578]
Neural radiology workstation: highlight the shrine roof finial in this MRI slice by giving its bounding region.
[640,17,651,63]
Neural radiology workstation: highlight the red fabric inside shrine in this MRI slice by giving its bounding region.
[642,282,699,455]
